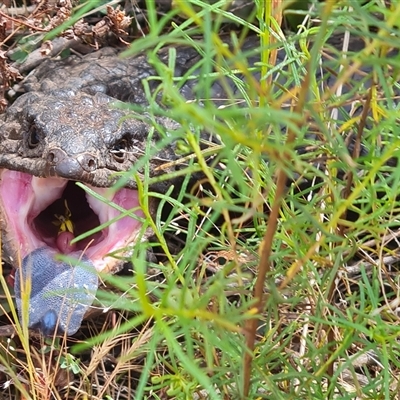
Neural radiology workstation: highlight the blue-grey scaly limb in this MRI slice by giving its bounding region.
[14,248,98,336]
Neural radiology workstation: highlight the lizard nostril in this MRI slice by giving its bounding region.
[87,158,96,170]
[45,149,97,174]
[47,152,55,163]
[46,149,64,165]
[77,154,97,172]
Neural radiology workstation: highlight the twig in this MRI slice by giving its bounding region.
[0,5,36,15]
[0,8,48,32]
[10,37,80,73]
[242,23,309,400]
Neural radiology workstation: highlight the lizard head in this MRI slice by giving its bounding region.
[0,89,178,335]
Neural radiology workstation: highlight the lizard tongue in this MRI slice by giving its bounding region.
[56,231,77,254]
[14,247,98,336]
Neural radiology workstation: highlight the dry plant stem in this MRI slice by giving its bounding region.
[0,5,36,15]
[0,8,48,32]
[242,3,338,393]
[242,168,288,397]
[13,37,79,73]
[242,66,309,400]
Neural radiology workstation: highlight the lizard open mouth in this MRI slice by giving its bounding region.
[0,169,144,335]
[0,170,143,270]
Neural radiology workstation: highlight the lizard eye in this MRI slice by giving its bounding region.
[111,138,129,162]
[28,123,40,149]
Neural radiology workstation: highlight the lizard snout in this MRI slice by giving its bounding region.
[45,148,97,178]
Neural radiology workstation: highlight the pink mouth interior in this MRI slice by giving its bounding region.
[0,170,143,271]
